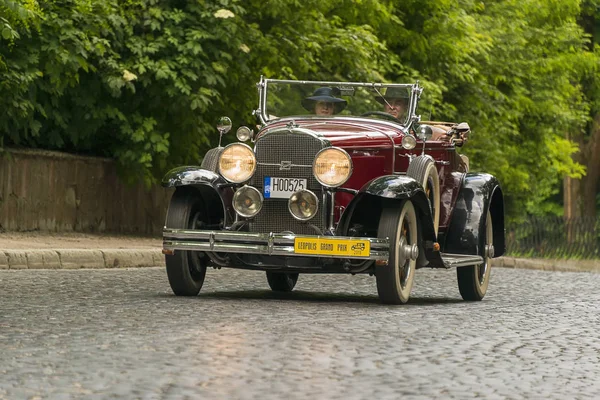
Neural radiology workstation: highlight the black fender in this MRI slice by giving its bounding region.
[443,173,505,257]
[337,175,437,244]
[161,166,234,226]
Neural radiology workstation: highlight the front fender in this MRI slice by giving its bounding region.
[337,175,436,243]
[361,175,424,199]
[443,173,505,257]
[162,166,223,188]
[161,166,234,226]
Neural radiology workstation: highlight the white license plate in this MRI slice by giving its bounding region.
[264,177,307,199]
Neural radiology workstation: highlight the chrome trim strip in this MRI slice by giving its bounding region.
[163,228,389,260]
[258,162,312,168]
[328,191,335,233]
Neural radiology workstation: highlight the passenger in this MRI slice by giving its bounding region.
[302,87,347,116]
[376,87,409,119]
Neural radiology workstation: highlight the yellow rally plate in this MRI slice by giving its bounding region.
[294,238,370,257]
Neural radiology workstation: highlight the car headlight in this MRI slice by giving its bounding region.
[313,147,353,187]
[218,143,256,183]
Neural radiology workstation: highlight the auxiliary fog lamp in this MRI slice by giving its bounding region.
[232,186,263,218]
[288,189,319,221]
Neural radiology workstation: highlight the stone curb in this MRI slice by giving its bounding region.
[494,256,600,273]
[0,249,164,270]
[0,250,598,272]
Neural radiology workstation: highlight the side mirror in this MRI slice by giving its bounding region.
[216,116,232,147]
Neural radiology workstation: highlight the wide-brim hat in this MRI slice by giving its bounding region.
[301,87,347,114]
[375,86,409,104]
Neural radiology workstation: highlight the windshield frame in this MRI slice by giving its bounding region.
[255,77,423,130]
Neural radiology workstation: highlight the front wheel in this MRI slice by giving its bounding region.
[457,210,493,301]
[375,200,419,304]
[266,272,299,292]
[164,189,208,296]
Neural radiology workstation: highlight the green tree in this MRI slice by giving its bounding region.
[564,0,600,220]
[380,0,589,220]
[1,0,596,222]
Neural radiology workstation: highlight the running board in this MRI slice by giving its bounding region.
[440,253,484,268]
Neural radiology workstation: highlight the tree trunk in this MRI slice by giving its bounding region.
[563,133,583,220]
[581,114,600,218]
[564,114,600,220]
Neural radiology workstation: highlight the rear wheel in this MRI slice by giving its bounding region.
[457,210,493,301]
[376,200,419,304]
[164,189,208,296]
[266,272,299,292]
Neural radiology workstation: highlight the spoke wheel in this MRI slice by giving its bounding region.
[457,210,493,301]
[164,189,208,296]
[376,200,419,304]
[266,272,299,292]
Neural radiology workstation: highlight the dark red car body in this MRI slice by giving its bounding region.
[160,79,505,304]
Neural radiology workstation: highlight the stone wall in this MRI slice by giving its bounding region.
[0,149,173,235]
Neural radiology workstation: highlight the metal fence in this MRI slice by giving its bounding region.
[506,216,600,259]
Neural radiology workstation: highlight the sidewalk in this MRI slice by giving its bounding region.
[1,231,598,272]
[0,232,162,269]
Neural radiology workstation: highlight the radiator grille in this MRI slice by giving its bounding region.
[250,130,328,234]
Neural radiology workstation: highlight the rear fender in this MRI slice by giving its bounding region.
[443,173,505,257]
[162,167,234,226]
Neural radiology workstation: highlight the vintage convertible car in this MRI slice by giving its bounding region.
[161,78,505,304]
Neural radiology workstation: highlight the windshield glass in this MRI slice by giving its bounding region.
[260,80,418,126]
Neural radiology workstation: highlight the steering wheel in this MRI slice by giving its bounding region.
[360,111,401,122]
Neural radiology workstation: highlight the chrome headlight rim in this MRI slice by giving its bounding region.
[232,185,263,218]
[217,143,256,183]
[312,147,353,188]
[401,134,417,150]
[236,126,253,142]
[288,189,319,222]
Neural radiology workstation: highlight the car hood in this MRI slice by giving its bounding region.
[257,117,405,149]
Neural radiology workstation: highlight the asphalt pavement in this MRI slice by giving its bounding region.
[1,266,599,399]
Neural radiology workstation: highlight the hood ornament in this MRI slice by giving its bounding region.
[286,120,298,130]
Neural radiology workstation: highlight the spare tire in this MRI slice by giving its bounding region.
[200,147,224,172]
[407,155,440,236]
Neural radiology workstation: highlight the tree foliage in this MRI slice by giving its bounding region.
[1,0,598,218]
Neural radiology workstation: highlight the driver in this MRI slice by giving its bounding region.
[376,87,409,119]
[302,87,347,116]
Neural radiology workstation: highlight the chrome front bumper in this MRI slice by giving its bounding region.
[163,228,390,260]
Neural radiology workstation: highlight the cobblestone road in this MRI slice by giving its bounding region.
[1,266,599,399]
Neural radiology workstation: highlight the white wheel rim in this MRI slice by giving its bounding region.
[423,164,440,236]
[476,211,493,291]
[395,202,417,298]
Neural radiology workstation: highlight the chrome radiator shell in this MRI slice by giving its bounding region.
[249,129,329,234]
